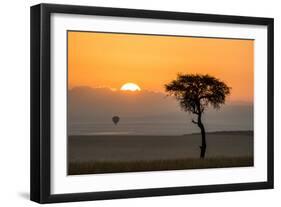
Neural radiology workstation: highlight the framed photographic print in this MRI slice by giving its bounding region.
[30,3,274,203]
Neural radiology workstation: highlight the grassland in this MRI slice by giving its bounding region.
[68,131,253,175]
[68,156,253,175]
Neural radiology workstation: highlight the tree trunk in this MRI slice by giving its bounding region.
[198,123,206,158]
[197,113,207,159]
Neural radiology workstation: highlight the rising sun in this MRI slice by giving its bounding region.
[120,83,141,91]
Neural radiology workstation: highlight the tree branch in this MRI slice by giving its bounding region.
[192,119,198,124]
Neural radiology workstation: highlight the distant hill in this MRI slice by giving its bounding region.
[68,86,253,132]
[186,130,254,136]
[68,86,180,121]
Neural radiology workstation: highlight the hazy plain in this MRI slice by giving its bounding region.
[68,131,253,162]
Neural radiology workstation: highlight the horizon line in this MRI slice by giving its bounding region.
[68,85,253,105]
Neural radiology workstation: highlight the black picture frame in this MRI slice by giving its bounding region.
[30,3,274,204]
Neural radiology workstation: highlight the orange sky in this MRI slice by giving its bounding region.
[68,31,254,103]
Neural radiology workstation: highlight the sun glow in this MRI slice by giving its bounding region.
[120,83,141,91]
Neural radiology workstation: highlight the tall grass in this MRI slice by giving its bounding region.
[68,156,253,175]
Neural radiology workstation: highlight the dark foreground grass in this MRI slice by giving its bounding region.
[68,157,253,175]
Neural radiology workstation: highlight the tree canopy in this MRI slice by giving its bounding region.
[165,74,231,114]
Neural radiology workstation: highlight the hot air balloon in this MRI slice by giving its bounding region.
[112,116,120,125]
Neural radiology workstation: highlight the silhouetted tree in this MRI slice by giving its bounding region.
[165,74,231,159]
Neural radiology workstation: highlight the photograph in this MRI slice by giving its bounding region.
[67,31,254,175]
